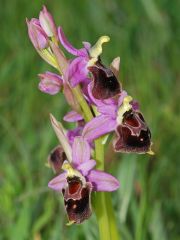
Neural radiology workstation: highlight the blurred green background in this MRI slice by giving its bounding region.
[0,0,179,239]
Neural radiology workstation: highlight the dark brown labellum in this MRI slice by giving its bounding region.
[65,176,83,199]
[63,177,92,224]
[88,60,121,99]
[114,111,151,153]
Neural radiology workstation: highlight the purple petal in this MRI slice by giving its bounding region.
[67,126,83,145]
[39,5,57,38]
[58,27,87,57]
[82,115,116,142]
[68,57,88,87]
[26,18,48,50]
[131,100,140,111]
[118,91,128,107]
[30,18,41,26]
[87,170,120,192]
[38,80,61,95]
[72,137,90,165]
[82,41,91,50]
[97,104,117,118]
[63,111,83,122]
[48,172,67,191]
[44,71,63,81]
[77,160,96,176]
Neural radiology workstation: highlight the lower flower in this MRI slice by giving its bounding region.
[63,176,92,224]
[48,119,120,224]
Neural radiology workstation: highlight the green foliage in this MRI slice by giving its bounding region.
[0,0,179,239]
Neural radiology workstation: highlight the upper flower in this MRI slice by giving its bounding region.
[27,7,122,103]
[58,28,121,99]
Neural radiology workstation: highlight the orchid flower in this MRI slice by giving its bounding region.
[48,115,119,224]
[27,7,121,102]
[82,86,153,154]
[58,28,121,99]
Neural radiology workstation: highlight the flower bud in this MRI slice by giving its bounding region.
[48,145,66,174]
[26,18,48,50]
[38,71,63,95]
[39,6,57,38]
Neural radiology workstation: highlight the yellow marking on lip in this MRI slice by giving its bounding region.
[62,161,86,185]
[117,96,133,124]
[62,162,77,177]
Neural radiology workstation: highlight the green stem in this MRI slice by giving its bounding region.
[72,86,93,122]
[106,193,120,240]
[94,139,110,240]
[94,138,120,240]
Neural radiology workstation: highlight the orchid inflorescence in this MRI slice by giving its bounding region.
[27,6,153,226]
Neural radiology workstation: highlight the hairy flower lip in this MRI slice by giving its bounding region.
[88,60,121,100]
[63,181,92,224]
[64,176,84,200]
[122,110,147,136]
[114,125,151,153]
[113,110,152,153]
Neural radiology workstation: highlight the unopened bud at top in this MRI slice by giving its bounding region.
[39,6,57,38]
[26,18,48,50]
